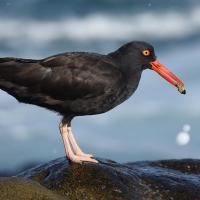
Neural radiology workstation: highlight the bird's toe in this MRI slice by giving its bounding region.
[77,153,93,158]
[69,155,98,164]
[81,157,99,164]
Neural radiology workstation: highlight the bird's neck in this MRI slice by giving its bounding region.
[108,51,142,92]
[109,49,141,71]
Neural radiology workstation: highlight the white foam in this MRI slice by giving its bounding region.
[0,7,200,43]
[176,124,191,146]
[176,131,190,145]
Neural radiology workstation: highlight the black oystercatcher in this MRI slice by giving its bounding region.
[0,41,186,163]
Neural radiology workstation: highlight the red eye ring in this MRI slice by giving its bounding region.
[142,50,150,56]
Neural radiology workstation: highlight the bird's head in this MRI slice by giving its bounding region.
[114,41,186,94]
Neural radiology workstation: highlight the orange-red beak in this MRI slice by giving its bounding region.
[150,60,186,94]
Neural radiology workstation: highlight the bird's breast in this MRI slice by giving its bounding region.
[62,70,142,116]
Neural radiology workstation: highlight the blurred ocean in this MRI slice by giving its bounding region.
[0,0,199,172]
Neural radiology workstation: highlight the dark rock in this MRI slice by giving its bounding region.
[15,157,200,200]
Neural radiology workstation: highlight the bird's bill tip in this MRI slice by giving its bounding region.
[150,60,186,95]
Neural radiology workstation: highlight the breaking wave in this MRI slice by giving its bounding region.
[0,7,200,43]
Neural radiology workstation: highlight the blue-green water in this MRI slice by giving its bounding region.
[0,0,199,171]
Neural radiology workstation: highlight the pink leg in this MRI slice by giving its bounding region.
[68,127,93,157]
[59,123,98,164]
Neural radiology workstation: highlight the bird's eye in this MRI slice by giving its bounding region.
[142,50,151,56]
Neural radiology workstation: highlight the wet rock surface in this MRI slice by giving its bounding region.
[2,157,200,200]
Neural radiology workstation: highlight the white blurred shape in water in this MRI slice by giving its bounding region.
[176,124,191,146]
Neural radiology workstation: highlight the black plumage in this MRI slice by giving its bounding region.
[0,41,155,122]
[0,41,185,163]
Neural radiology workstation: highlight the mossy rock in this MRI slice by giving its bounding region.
[0,177,65,200]
[17,157,200,200]
[18,158,136,200]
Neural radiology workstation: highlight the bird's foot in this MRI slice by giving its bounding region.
[79,153,94,158]
[76,151,93,158]
[59,122,98,164]
[68,155,98,164]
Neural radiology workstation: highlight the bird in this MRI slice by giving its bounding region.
[0,41,186,164]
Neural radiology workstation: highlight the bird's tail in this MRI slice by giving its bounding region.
[0,57,40,102]
[0,57,19,78]
[0,57,39,76]
[0,57,39,86]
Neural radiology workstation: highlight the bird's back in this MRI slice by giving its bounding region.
[0,52,127,116]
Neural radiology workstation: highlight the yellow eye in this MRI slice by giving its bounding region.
[142,50,150,56]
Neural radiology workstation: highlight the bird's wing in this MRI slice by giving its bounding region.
[0,53,124,101]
